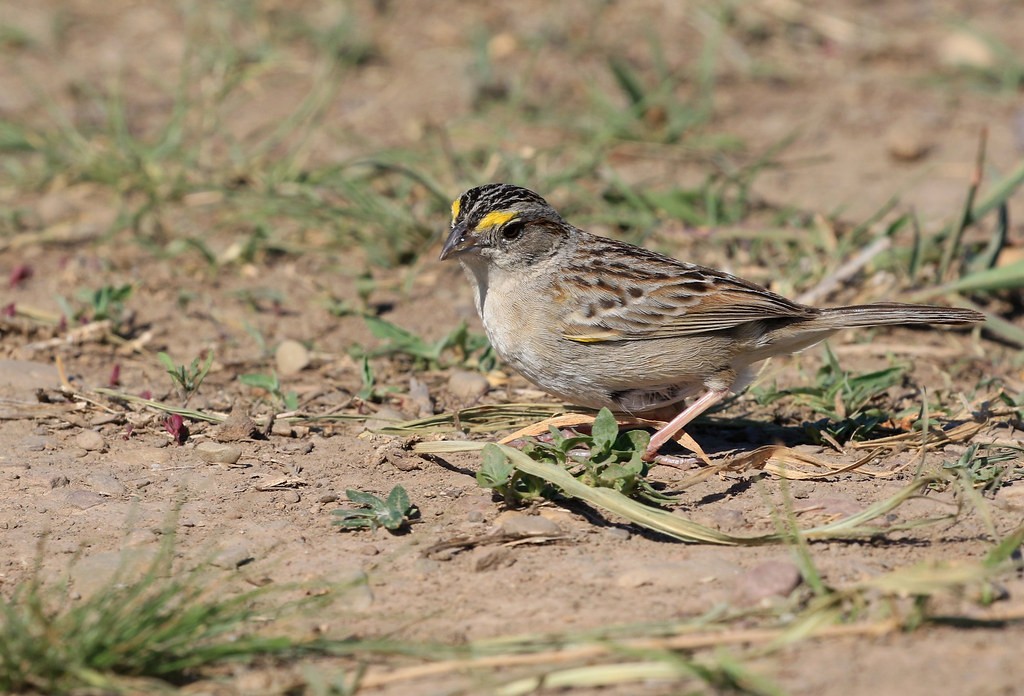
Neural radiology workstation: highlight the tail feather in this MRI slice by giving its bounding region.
[817,302,984,328]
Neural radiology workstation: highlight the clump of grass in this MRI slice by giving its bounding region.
[597,24,720,144]
[0,537,355,694]
[56,283,134,330]
[355,315,495,371]
[941,443,1024,496]
[752,345,907,443]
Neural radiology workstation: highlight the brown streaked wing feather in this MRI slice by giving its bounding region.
[558,234,816,343]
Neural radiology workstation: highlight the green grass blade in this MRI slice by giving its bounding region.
[416,441,950,545]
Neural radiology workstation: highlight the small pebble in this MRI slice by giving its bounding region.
[447,370,490,401]
[195,441,243,465]
[210,544,254,569]
[407,377,434,417]
[86,472,125,497]
[470,546,514,572]
[64,489,107,509]
[605,527,631,541]
[317,493,339,504]
[734,560,802,604]
[279,440,314,455]
[21,436,52,452]
[50,475,70,489]
[271,421,298,437]
[938,30,995,68]
[280,490,301,504]
[886,123,931,163]
[275,339,310,376]
[496,511,562,538]
[214,408,258,442]
[74,430,106,452]
[89,413,122,427]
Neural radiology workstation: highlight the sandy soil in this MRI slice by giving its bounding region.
[2,2,1023,694]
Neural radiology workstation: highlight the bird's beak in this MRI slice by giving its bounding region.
[439,223,479,261]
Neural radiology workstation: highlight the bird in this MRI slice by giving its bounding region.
[439,183,985,461]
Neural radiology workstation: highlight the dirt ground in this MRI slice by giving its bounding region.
[2,2,1024,694]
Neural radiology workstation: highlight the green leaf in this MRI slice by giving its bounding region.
[157,352,177,372]
[477,444,514,488]
[283,391,299,411]
[616,428,650,453]
[377,507,406,530]
[387,485,411,513]
[984,523,1024,568]
[239,373,279,392]
[345,489,384,508]
[194,352,214,382]
[591,408,619,454]
[364,316,434,358]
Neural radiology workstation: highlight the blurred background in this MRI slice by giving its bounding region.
[3,1,1023,271]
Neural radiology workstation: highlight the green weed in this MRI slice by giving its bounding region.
[753,346,906,442]
[56,283,135,332]
[478,408,675,506]
[0,537,355,694]
[942,443,1024,496]
[332,486,418,532]
[597,27,718,144]
[158,351,214,405]
[239,371,299,411]
[356,316,494,371]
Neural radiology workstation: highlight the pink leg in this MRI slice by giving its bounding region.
[643,388,729,461]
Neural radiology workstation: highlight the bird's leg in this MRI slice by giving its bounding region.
[643,388,729,461]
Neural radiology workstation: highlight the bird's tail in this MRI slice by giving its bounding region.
[816,303,984,329]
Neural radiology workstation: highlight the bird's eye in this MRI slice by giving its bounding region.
[501,221,524,241]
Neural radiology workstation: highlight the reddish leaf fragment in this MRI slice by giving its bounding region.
[164,414,189,445]
[8,264,32,288]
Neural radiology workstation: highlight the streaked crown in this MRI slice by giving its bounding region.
[450,183,556,234]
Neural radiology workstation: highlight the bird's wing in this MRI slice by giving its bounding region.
[558,252,816,343]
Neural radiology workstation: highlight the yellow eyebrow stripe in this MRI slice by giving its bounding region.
[475,210,517,230]
[450,198,460,221]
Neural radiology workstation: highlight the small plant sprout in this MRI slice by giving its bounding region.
[77,283,133,323]
[239,371,299,411]
[332,486,418,532]
[942,443,1024,496]
[158,351,214,404]
[357,355,381,402]
[753,345,906,442]
[358,316,493,371]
